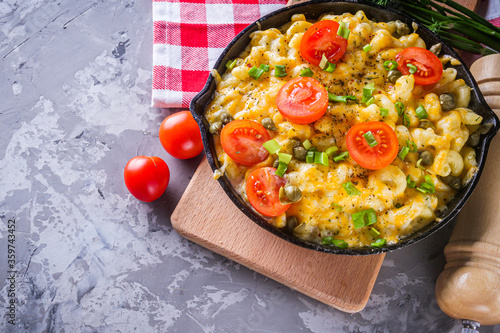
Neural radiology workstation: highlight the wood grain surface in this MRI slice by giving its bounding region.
[171,159,385,313]
[172,0,481,313]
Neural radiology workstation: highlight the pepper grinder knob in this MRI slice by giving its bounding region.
[435,54,500,327]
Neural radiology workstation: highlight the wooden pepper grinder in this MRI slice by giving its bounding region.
[435,54,500,331]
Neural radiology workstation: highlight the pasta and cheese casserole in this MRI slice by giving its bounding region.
[204,11,485,249]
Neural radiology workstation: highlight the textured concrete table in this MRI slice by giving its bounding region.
[0,0,499,332]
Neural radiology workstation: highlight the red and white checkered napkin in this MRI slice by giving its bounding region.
[152,0,286,108]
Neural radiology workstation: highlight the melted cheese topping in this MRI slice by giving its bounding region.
[205,11,480,248]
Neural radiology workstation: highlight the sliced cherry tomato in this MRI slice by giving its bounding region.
[246,167,291,217]
[220,120,270,165]
[276,77,328,124]
[395,47,443,86]
[346,121,399,170]
[124,156,170,202]
[159,111,204,159]
[300,20,348,66]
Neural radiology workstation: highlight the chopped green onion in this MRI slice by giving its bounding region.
[383,60,398,70]
[329,94,356,103]
[321,236,333,245]
[319,54,329,69]
[226,59,237,70]
[406,140,417,153]
[309,146,317,151]
[369,228,381,238]
[333,151,349,162]
[380,107,389,117]
[248,66,264,79]
[371,238,387,248]
[274,65,287,77]
[415,105,429,119]
[278,153,292,164]
[325,146,339,156]
[324,62,336,73]
[403,113,410,127]
[395,102,405,115]
[361,82,376,104]
[263,140,281,155]
[416,158,425,169]
[342,182,361,196]
[275,161,288,177]
[321,237,348,248]
[417,175,436,194]
[300,68,314,77]
[366,97,375,106]
[406,175,416,188]
[352,208,377,229]
[314,151,329,167]
[407,63,418,74]
[337,21,350,39]
[306,150,315,163]
[363,44,372,53]
[363,131,378,147]
[399,146,410,160]
[332,203,343,212]
[259,64,270,72]
[302,139,312,150]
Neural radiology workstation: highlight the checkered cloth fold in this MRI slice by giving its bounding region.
[152,0,500,109]
[152,0,286,108]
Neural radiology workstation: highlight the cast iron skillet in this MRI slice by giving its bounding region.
[190,0,499,255]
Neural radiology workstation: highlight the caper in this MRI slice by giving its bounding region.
[220,113,233,124]
[395,20,410,36]
[293,146,307,161]
[387,70,402,83]
[209,121,222,135]
[419,150,434,165]
[440,93,456,111]
[429,43,442,57]
[273,158,280,169]
[467,132,480,147]
[477,123,494,135]
[442,175,462,190]
[261,117,277,131]
[288,138,301,149]
[284,184,302,202]
[284,216,298,234]
[419,119,435,130]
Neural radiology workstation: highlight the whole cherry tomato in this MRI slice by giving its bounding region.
[346,121,399,170]
[124,156,170,202]
[159,111,204,159]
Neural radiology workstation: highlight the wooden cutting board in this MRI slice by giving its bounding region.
[171,0,480,313]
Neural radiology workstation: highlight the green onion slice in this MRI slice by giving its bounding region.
[300,67,314,77]
[226,59,237,70]
[314,151,329,167]
[329,94,356,103]
[275,161,288,177]
[274,65,287,77]
[395,102,405,115]
[361,82,376,104]
[403,113,410,127]
[416,158,425,170]
[331,239,348,248]
[337,21,350,39]
[407,63,418,74]
[259,64,270,72]
[383,60,398,70]
[324,62,336,73]
[263,140,281,155]
[306,150,315,163]
[278,153,292,164]
[363,131,378,147]
[333,151,349,162]
[352,208,377,229]
[325,146,339,156]
[406,175,416,188]
[416,105,429,119]
[302,139,312,150]
[417,175,436,194]
[366,97,375,106]
[342,182,361,196]
[380,107,389,117]
[406,140,417,153]
[363,44,372,53]
[399,146,410,160]
[369,228,381,238]
[319,54,329,69]
[248,66,264,79]
[371,238,387,248]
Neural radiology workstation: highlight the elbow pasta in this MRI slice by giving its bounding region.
[205,11,484,248]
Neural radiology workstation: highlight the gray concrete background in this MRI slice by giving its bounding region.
[1,0,499,332]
